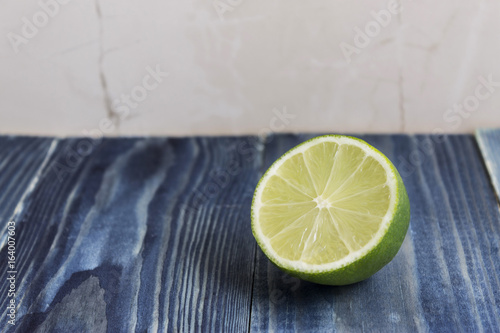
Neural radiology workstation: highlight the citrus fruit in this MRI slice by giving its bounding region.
[251,135,410,285]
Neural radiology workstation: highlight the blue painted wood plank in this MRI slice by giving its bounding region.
[0,137,263,332]
[250,134,500,333]
[1,134,499,332]
[0,136,57,224]
[476,128,500,200]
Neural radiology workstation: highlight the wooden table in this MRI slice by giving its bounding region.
[1,132,499,332]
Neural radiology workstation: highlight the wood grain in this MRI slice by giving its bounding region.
[476,129,500,202]
[0,137,263,332]
[250,134,500,333]
[0,137,57,228]
[0,134,499,332]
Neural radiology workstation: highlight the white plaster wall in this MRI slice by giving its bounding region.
[0,0,499,136]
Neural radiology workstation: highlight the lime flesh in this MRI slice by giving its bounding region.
[251,135,410,285]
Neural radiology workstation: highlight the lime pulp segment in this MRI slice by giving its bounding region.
[252,136,397,272]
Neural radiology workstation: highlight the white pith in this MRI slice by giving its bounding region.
[252,136,398,273]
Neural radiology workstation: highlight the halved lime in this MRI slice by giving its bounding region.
[251,135,410,285]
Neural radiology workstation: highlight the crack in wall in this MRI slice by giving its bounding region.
[95,0,120,132]
[410,12,457,94]
[398,66,405,133]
